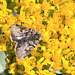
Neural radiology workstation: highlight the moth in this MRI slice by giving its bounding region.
[10,24,42,60]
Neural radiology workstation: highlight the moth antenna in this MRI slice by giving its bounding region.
[38,24,42,34]
[34,22,36,32]
[34,21,42,35]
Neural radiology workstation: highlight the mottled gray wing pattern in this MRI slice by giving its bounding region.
[11,24,36,42]
[11,24,42,60]
[16,40,39,60]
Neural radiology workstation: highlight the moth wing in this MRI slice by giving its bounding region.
[11,24,35,41]
[15,40,39,60]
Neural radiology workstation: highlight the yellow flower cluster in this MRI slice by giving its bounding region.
[0,0,75,75]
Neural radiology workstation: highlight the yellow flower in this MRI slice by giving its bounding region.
[43,50,52,59]
[69,41,75,50]
[9,63,17,74]
[41,46,46,51]
[62,57,69,69]
[40,0,50,11]
[63,49,70,54]
[52,50,62,70]
[0,40,7,51]
[0,0,7,11]
[31,49,42,57]
[66,66,75,75]
[0,0,75,75]
[42,31,50,42]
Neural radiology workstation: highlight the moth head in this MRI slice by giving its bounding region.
[32,32,42,40]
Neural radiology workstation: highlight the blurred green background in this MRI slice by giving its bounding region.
[0,51,12,75]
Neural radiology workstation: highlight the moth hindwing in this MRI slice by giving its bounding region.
[10,24,42,60]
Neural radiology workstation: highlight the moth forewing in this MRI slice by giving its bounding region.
[10,24,42,60]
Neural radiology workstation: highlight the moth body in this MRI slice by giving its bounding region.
[11,24,42,60]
